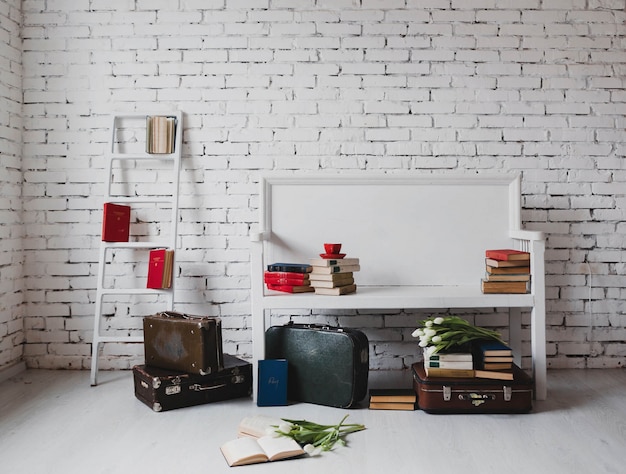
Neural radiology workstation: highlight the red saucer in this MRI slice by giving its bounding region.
[320,253,346,259]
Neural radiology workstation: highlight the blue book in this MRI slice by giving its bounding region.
[475,340,512,357]
[266,263,312,273]
[257,359,288,407]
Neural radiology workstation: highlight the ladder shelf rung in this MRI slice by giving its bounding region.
[99,288,172,296]
[101,241,172,249]
[109,153,176,160]
[103,197,174,204]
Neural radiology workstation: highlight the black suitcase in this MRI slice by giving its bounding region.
[143,311,223,375]
[265,323,369,408]
[412,362,533,414]
[133,354,251,412]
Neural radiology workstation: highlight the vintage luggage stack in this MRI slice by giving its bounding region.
[412,361,533,414]
[133,311,252,412]
[265,322,369,408]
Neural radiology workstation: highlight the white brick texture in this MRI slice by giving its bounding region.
[3,0,626,373]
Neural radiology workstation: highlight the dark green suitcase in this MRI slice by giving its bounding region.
[265,323,369,408]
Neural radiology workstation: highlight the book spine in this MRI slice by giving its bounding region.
[425,361,474,369]
[264,271,309,278]
[264,276,310,286]
[311,264,360,274]
[267,263,312,273]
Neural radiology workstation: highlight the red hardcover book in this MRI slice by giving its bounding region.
[147,249,167,289]
[485,249,530,261]
[264,275,311,286]
[102,203,131,242]
[266,284,314,293]
[264,271,310,279]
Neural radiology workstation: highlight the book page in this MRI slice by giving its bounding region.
[220,437,268,467]
[257,435,304,462]
[238,414,284,438]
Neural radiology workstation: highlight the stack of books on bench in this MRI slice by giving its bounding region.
[481,249,530,294]
[264,263,314,293]
[309,257,360,295]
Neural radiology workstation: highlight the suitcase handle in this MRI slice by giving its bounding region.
[159,311,207,321]
[189,383,227,392]
[285,321,338,331]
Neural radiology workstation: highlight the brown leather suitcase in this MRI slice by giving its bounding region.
[133,354,251,412]
[412,362,533,414]
[143,311,223,375]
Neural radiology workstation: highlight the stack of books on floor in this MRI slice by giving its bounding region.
[481,248,530,294]
[264,263,314,293]
[368,389,417,411]
[423,340,515,381]
[309,256,360,295]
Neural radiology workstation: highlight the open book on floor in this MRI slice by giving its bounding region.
[220,435,304,467]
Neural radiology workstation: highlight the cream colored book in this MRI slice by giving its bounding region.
[237,415,283,438]
[220,435,304,467]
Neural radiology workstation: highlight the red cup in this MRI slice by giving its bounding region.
[324,243,342,254]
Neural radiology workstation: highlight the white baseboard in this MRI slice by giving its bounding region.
[0,361,27,383]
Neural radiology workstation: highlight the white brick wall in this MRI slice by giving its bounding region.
[0,0,24,371]
[10,0,626,373]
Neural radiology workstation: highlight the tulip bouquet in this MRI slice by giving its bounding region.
[271,415,366,456]
[412,316,505,355]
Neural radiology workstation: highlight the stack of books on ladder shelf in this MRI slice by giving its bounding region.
[264,263,314,293]
[481,249,531,294]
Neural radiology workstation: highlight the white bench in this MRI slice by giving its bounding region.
[250,172,547,400]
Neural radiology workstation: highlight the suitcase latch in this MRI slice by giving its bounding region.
[443,386,451,401]
[459,393,496,406]
[503,386,512,401]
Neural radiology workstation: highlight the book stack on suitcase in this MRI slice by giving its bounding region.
[133,311,252,412]
[412,361,533,414]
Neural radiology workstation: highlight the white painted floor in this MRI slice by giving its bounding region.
[1,368,625,474]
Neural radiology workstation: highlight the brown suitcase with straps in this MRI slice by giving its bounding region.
[143,311,223,375]
[412,361,533,414]
[133,354,252,412]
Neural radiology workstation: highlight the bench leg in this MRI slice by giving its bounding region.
[509,307,522,368]
[531,305,547,400]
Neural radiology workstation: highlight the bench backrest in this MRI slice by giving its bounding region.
[257,173,522,287]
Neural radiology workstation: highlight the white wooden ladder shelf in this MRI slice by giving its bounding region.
[90,111,183,386]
